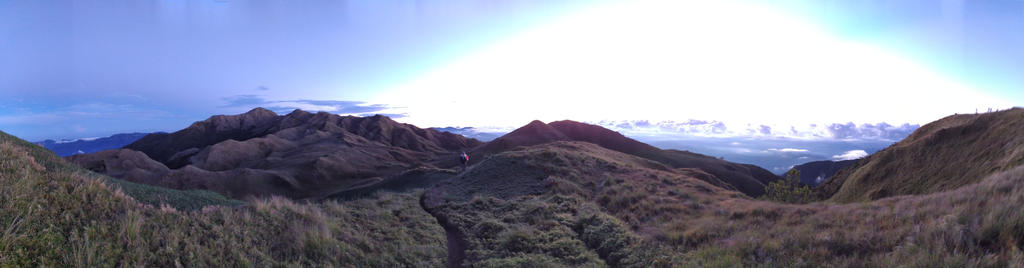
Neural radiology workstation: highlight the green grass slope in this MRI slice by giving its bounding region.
[425,141,743,266]
[0,131,445,266]
[426,140,1024,267]
[820,108,1024,202]
[6,124,1024,266]
[0,130,242,210]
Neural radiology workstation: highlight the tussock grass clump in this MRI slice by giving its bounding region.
[0,137,446,267]
[434,194,674,267]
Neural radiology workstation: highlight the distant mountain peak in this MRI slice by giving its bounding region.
[473,119,780,197]
[285,109,312,117]
[500,120,567,142]
[239,107,279,123]
[245,107,276,115]
[525,120,546,126]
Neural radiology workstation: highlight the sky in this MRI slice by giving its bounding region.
[1,0,1022,141]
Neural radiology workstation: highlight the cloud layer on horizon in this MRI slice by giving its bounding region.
[594,119,919,141]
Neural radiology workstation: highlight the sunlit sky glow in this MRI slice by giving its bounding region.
[377,0,1012,128]
[1,0,1021,141]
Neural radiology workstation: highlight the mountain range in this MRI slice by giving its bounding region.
[70,108,779,199]
[35,133,148,157]
[5,107,1024,266]
[70,108,480,199]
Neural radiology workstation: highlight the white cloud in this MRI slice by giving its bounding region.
[268,101,340,113]
[593,120,920,141]
[769,148,809,153]
[55,136,100,144]
[833,150,869,160]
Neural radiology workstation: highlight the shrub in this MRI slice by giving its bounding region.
[763,170,816,204]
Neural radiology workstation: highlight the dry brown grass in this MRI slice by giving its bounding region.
[427,140,1024,267]
[6,121,1024,267]
[0,139,446,267]
[668,165,1024,267]
[822,108,1024,202]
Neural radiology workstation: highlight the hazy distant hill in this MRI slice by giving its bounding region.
[72,108,481,199]
[35,133,148,157]
[470,120,780,197]
[820,108,1024,202]
[430,126,504,142]
[789,159,858,186]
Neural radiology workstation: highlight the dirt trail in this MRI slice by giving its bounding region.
[420,193,466,268]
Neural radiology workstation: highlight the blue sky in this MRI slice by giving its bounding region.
[1,0,1022,141]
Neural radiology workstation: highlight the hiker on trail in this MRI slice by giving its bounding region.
[459,151,469,173]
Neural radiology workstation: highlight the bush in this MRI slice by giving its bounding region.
[762,170,816,204]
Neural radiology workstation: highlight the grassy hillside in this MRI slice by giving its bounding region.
[424,141,744,266]
[820,108,1024,202]
[6,125,1024,266]
[0,130,242,210]
[426,141,1024,267]
[0,132,445,266]
[470,120,779,197]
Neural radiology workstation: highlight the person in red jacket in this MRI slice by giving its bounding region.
[459,151,469,173]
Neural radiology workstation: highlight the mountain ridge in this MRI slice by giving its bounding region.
[36,132,149,157]
[471,119,780,196]
[73,108,482,199]
[820,108,1024,202]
